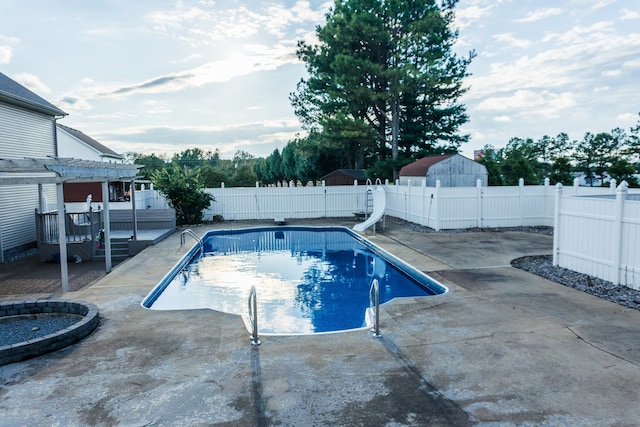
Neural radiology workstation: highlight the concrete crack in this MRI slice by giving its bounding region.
[566,326,640,367]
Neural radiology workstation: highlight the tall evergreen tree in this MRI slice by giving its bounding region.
[291,0,473,178]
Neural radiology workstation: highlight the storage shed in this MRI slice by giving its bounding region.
[321,169,368,186]
[399,154,488,187]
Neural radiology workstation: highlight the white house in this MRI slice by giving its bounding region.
[0,72,140,289]
[399,154,488,187]
[0,71,67,261]
[57,123,124,163]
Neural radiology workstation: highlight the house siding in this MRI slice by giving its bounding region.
[57,129,101,160]
[0,102,58,257]
[0,103,57,158]
[0,184,57,256]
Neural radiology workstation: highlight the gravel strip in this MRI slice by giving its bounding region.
[0,314,82,347]
[512,255,640,312]
[388,217,553,235]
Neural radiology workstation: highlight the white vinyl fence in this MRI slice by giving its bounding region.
[204,183,370,220]
[204,178,640,290]
[553,182,640,290]
[205,179,619,229]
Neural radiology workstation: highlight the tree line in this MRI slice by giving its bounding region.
[477,119,640,187]
[126,115,640,226]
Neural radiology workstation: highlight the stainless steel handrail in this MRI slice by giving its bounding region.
[369,279,381,337]
[180,229,203,251]
[248,285,261,346]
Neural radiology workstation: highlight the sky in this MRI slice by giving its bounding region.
[0,0,639,161]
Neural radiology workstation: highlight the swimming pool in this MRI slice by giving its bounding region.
[142,226,447,334]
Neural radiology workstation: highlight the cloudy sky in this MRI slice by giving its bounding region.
[1,0,639,160]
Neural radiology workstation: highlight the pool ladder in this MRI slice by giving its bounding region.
[180,229,203,251]
[248,285,261,346]
[370,279,381,337]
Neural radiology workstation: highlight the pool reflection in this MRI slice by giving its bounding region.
[147,227,443,334]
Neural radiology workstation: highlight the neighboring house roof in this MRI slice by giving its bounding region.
[321,169,368,181]
[0,72,67,117]
[399,155,454,176]
[57,123,124,161]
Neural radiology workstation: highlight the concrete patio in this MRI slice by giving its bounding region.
[1,218,639,426]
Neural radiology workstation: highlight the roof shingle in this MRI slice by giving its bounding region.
[0,72,67,117]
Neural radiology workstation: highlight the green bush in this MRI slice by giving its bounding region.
[153,164,214,225]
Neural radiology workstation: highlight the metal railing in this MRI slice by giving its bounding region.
[369,278,381,337]
[248,285,261,345]
[180,229,203,251]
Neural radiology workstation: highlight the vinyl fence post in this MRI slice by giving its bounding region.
[422,179,427,227]
[552,183,563,266]
[435,180,441,231]
[544,178,550,226]
[519,178,524,227]
[256,181,260,220]
[612,181,628,285]
[476,179,482,228]
[322,180,327,218]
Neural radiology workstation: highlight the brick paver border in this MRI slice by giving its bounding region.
[0,300,99,365]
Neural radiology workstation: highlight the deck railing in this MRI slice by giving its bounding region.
[36,209,102,244]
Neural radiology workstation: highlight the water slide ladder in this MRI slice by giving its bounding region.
[353,178,386,233]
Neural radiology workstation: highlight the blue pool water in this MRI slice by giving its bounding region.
[142,226,447,334]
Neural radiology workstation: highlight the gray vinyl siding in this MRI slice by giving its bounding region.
[0,184,57,255]
[0,103,57,158]
[0,100,58,256]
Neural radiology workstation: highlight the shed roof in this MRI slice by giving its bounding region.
[321,169,368,181]
[399,155,454,177]
[57,123,124,161]
[0,72,67,117]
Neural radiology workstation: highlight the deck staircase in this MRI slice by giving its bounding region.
[94,238,129,265]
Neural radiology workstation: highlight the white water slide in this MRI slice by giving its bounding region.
[353,185,386,232]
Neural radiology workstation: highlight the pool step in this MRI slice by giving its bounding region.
[94,238,129,264]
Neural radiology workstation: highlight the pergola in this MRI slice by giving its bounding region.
[0,157,141,292]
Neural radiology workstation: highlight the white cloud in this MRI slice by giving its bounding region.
[621,8,640,20]
[12,73,52,94]
[0,45,11,64]
[590,0,616,11]
[467,22,640,99]
[601,69,622,77]
[623,58,640,69]
[0,34,18,64]
[493,115,511,122]
[477,89,577,117]
[617,112,639,123]
[59,43,299,105]
[148,1,331,47]
[174,54,202,63]
[455,4,496,29]
[516,8,563,23]
[493,33,531,48]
